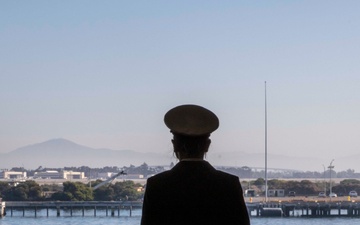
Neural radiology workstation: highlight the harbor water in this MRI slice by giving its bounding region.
[1,208,359,225]
[1,216,359,225]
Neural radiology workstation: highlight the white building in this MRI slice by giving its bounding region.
[125,174,144,179]
[268,189,285,197]
[0,171,27,179]
[62,171,85,179]
[97,172,115,179]
[34,170,85,179]
[34,170,60,179]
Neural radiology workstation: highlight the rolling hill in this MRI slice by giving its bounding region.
[0,138,358,172]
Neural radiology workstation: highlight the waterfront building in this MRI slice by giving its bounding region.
[62,170,85,179]
[124,174,144,179]
[0,170,27,179]
[34,170,85,179]
[34,170,60,179]
[268,189,285,197]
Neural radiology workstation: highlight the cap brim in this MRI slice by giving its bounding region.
[164,104,219,136]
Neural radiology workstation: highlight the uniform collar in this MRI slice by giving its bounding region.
[180,158,204,162]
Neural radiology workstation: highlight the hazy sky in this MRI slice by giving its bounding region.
[1,1,360,171]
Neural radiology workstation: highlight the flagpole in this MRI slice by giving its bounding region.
[265,81,268,202]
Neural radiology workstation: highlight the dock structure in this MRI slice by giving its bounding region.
[247,201,360,217]
[0,199,5,217]
[3,201,142,217]
[2,200,360,218]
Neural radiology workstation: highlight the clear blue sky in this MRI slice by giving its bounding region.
[1,1,360,171]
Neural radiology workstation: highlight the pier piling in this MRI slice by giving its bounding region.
[3,200,360,219]
[0,200,5,217]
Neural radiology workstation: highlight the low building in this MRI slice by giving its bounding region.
[0,171,27,179]
[245,189,256,197]
[124,174,144,179]
[97,172,115,179]
[62,171,85,179]
[34,170,85,179]
[34,170,60,179]
[268,189,285,197]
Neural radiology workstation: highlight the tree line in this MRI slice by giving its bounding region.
[2,178,360,201]
[241,178,360,196]
[9,163,360,179]
[0,180,143,201]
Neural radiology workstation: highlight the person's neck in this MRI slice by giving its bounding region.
[178,153,205,161]
[180,158,204,162]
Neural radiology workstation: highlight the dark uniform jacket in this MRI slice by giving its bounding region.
[141,160,250,225]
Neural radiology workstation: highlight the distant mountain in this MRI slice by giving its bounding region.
[0,138,173,169]
[0,138,358,172]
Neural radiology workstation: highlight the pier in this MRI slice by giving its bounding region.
[3,201,142,217]
[2,199,360,218]
[247,201,360,217]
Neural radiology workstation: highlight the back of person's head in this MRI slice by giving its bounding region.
[172,133,210,158]
[164,104,219,159]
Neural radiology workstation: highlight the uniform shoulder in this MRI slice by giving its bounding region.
[147,170,172,183]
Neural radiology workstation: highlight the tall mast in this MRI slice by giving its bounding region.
[265,81,268,202]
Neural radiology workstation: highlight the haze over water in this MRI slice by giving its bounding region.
[0,216,357,225]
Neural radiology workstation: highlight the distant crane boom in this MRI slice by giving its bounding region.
[34,166,42,172]
[92,171,126,190]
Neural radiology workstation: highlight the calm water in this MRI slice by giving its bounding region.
[1,208,359,225]
[1,217,359,225]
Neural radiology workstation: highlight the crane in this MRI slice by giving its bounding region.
[92,170,127,190]
[34,166,43,172]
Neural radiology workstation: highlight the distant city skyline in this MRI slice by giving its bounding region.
[1,1,360,172]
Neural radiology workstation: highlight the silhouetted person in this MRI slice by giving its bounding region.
[141,104,250,225]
